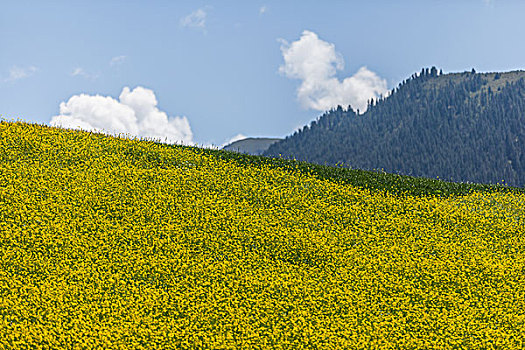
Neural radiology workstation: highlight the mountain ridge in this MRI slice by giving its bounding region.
[264,68,525,187]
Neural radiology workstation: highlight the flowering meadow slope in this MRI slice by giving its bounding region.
[1,121,524,349]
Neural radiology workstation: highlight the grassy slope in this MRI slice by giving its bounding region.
[1,121,525,349]
[423,70,525,98]
[6,119,524,197]
[192,145,524,196]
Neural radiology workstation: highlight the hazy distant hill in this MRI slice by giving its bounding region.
[223,137,281,155]
[264,68,525,187]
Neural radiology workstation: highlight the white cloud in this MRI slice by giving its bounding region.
[4,65,37,82]
[222,133,247,148]
[259,6,267,15]
[71,67,99,80]
[71,67,87,77]
[180,8,208,31]
[50,86,193,145]
[279,30,388,113]
[110,55,126,66]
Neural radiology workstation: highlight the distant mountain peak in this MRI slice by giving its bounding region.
[223,137,282,156]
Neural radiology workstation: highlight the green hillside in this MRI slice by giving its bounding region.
[422,69,525,96]
[1,120,524,349]
[264,68,525,187]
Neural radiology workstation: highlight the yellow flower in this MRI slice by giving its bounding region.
[0,120,524,348]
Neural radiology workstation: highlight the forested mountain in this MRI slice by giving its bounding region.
[264,68,525,187]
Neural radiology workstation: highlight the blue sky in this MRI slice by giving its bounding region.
[1,0,525,146]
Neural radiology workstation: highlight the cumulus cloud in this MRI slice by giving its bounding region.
[4,65,37,82]
[50,86,193,145]
[110,55,126,66]
[279,30,388,113]
[180,8,208,31]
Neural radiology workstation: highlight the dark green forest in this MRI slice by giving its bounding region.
[264,68,525,187]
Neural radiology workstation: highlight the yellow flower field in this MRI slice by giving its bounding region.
[0,121,524,349]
